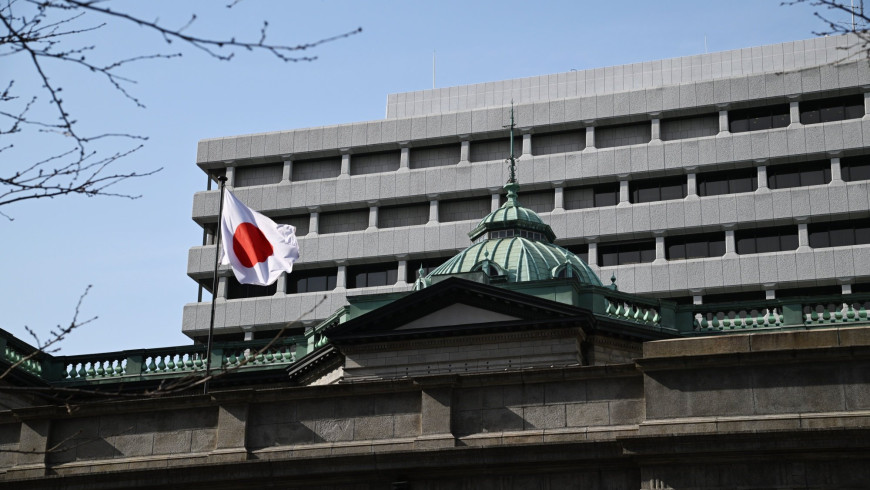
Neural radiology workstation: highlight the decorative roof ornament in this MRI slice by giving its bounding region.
[504,101,518,185]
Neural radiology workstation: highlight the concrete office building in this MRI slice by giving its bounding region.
[185,33,870,343]
[3,34,870,489]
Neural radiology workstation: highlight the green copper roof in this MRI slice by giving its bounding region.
[468,182,557,242]
[426,236,602,286]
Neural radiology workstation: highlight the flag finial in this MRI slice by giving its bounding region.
[504,101,517,185]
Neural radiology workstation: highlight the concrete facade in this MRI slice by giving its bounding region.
[185,34,870,342]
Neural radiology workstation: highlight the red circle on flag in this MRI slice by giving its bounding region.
[233,222,273,268]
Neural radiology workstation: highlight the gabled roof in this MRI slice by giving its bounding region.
[326,277,596,344]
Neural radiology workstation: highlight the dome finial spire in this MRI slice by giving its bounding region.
[504,101,517,185]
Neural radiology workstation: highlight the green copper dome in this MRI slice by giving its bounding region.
[415,181,602,288]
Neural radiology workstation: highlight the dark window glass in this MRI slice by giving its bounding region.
[735,226,799,254]
[852,282,870,293]
[288,268,338,294]
[729,104,790,133]
[565,243,590,264]
[703,291,767,303]
[767,160,831,189]
[698,168,758,197]
[666,232,726,260]
[598,240,656,266]
[406,257,451,282]
[809,219,870,249]
[594,183,620,207]
[842,155,870,182]
[227,277,277,299]
[776,285,842,298]
[630,176,687,204]
[800,94,864,125]
[347,263,398,289]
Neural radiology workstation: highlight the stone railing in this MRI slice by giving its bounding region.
[0,329,44,379]
[41,336,309,384]
[681,293,870,333]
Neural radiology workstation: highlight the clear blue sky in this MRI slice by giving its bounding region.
[0,0,839,355]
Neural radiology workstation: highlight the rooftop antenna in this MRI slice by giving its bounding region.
[503,101,517,184]
[704,35,708,54]
[853,0,856,31]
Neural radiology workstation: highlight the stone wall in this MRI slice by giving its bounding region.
[3,326,870,489]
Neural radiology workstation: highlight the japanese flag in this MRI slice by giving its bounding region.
[220,191,300,286]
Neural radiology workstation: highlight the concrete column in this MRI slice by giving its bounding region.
[12,420,50,477]
[336,264,347,291]
[797,222,810,251]
[521,130,533,158]
[587,241,598,267]
[686,170,698,198]
[217,276,228,300]
[653,233,667,264]
[367,203,378,231]
[416,385,455,448]
[282,159,292,182]
[718,110,729,134]
[765,289,776,300]
[428,198,439,224]
[308,208,319,236]
[789,100,801,127]
[275,273,287,296]
[491,189,501,212]
[757,165,769,191]
[650,118,661,141]
[724,227,737,257]
[205,228,215,246]
[340,149,351,176]
[397,258,408,285]
[618,178,630,206]
[864,92,870,119]
[692,294,703,305]
[459,137,470,165]
[843,283,853,295]
[225,166,236,187]
[831,157,844,183]
[553,184,565,211]
[399,145,410,172]
[584,126,596,150]
[242,327,255,342]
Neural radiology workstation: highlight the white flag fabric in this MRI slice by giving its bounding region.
[220,190,300,286]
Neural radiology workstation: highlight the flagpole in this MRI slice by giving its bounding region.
[204,175,228,395]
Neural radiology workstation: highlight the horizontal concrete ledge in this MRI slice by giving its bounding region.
[642,325,870,360]
[50,451,211,477]
[457,425,640,447]
[250,437,419,460]
[635,410,870,439]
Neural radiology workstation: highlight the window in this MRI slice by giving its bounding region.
[800,94,864,124]
[666,232,726,260]
[409,144,460,169]
[288,268,338,294]
[564,183,619,209]
[440,197,490,222]
[350,151,400,176]
[500,189,554,213]
[630,176,686,204]
[234,162,283,187]
[348,263,398,288]
[767,160,831,189]
[729,104,790,133]
[564,243,589,264]
[379,203,429,228]
[660,113,719,141]
[292,157,341,181]
[596,122,651,148]
[469,137,522,163]
[703,290,766,303]
[406,257,451,283]
[598,240,656,266]
[808,219,870,248]
[319,209,369,234]
[735,226,799,254]
[776,285,842,298]
[697,168,758,197]
[227,277,277,299]
[275,214,310,236]
[532,130,585,155]
[487,229,544,241]
[841,155,870,182]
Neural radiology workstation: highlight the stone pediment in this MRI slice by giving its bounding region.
[327,277,593,345]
